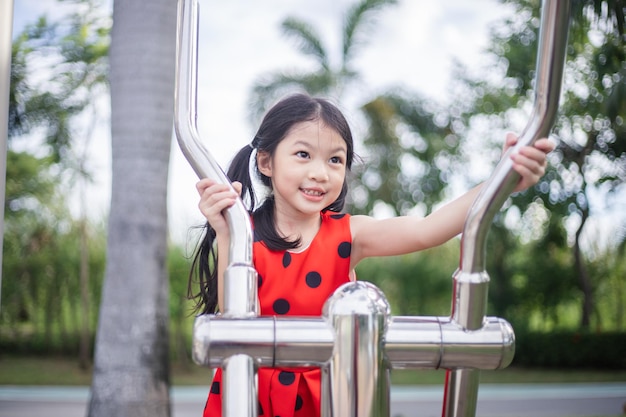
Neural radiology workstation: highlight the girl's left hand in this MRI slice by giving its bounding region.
[503,132,555,192]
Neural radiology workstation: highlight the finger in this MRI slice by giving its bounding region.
[511,152,546,177]
[502,132,519,156]
[505,132,518,147]
[511,165,542,192]
[196,178,216,196]
[231,181,243,196]
[200,186,238,207]
[515,145,548,164]
[201,196,237,217]
[199,190,238,222]
[533,138,556,153]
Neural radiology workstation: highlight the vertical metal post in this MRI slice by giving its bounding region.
[174,0,258,416]
[0,0,15,309]
[442,1,571,416]
[324,282,391,417]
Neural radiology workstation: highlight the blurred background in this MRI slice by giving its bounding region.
[1,0,625,409]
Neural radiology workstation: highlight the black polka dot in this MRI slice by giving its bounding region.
[295,395,303,410]
[210,381,220,394]
[305,271,322,288]
[258,401,264,415]
[273,299,290,314]
[278,371,296,385]
[330,213,346,219]
[282,252,292,268]
[338,242,351,258]
[258,274,263,287]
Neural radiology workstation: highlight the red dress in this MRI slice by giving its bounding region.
[203,212,352,417]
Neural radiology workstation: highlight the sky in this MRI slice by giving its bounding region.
[11,0,516,243]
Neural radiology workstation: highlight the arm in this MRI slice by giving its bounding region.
[196,179,242,311]
[350,185,481,266]
[350,135,554,268]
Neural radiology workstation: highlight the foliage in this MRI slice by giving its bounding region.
[168,245,196,367]
[514,330,626,369]
[1,218,106,355]
[358,242,459,316]
[463,0,626,329]
[353,91,465,215]
[9,0,109,162]
[3,0,110,365]
[248,0,397,123]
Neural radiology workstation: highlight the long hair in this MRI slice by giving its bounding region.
[188,93,355,314]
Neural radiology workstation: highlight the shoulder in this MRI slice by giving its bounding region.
[321,211,351,223]
[320,211,352,236]
[349,214,374,234]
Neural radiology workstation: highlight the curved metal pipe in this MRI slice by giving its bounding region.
[460,0,571,273]
[174,0,257,317]
[175,2,258,416]
[444,2,571,417]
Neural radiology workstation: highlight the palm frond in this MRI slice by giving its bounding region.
[342,0,397,63]
[281,17,329,70]
[248,71,336,124]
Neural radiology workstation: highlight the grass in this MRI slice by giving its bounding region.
[1,355,625,386]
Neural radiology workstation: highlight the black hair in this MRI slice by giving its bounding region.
[188,93,355,314]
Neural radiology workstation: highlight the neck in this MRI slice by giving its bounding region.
[274,208,321,248]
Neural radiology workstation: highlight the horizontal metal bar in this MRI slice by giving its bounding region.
[192,314,515,371]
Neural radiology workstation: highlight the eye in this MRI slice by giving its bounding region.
[330,156,344,165]
[296,151,310,159]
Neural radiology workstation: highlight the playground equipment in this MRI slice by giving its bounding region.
[173,1,571,416]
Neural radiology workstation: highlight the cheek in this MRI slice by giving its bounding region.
[332,167,347,182]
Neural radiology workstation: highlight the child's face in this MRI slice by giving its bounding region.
[258,120,348,216]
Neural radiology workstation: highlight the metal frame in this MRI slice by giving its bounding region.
[173,1,571,416]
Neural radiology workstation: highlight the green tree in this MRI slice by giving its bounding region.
[354,92,465,216]
[4,0,109,361]
[458,0,625,329]
[248,0,397,122]
[9,1,109,161]
[87,1,177,416]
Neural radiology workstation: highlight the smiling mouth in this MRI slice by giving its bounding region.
[301,188,325,197]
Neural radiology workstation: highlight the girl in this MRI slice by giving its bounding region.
[189,93,554,417]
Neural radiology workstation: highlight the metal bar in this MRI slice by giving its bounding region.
[0,0,15,310]
[460,0,572,274]
[175,2,259,416]
[223,354,257,417]
[174,0,257,318]
[443,1,571,416]
[326,282,391,417]
[191,313,515,371]
[387,316,515,370]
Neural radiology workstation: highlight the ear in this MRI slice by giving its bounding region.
[257,150,272,177]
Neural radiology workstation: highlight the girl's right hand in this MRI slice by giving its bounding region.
[196,179,242,236]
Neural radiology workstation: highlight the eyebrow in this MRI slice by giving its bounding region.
[293,140,347,155]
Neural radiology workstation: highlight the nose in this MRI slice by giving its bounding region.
[309,159,329,182]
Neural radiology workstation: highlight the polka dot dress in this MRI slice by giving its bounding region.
[203,212,352,417]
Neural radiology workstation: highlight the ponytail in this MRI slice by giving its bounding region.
[227,143,257,211]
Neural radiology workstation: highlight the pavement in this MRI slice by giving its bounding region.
[0,383,625,417]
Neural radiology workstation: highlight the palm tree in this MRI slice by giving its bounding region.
[87,1,177,416]
[248,0,397,122]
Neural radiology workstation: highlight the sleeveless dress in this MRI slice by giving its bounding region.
[203,212,352,417]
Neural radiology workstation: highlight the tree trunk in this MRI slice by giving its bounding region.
[88,1,177,416]
[574,199,593,329]
[79,214,90,369]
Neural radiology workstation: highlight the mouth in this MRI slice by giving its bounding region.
[301,188,325,197]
